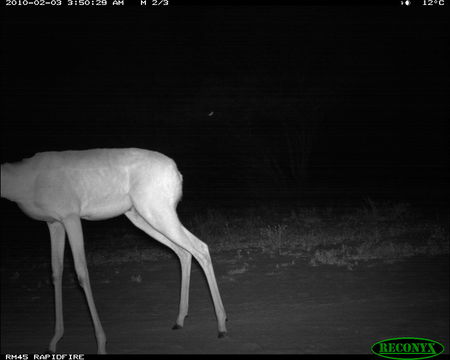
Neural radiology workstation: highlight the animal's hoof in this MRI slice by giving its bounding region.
[218,331,227,338]
[172,324,183,330]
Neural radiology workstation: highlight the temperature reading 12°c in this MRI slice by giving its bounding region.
[423,0,445,5]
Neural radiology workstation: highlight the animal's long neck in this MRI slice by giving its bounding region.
[1,163,31,202]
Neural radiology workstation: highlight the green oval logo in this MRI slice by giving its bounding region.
[371,337,445,360]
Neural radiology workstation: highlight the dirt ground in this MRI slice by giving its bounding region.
[1,252,449,354]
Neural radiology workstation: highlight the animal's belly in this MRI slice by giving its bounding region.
[81,196,132,220]
[17,202,57,222]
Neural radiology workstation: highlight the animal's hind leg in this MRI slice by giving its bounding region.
[125,209,192,328]
[181,225,227,337]
[133,202,227,337]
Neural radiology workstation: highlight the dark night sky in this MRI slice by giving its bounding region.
[1,5,449,205]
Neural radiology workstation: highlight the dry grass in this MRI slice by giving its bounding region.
[85,201,449,269]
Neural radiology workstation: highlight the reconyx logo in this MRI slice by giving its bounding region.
[371,337,445,360]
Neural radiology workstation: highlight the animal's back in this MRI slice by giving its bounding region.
[26,148,170,171]
[8,148,180,221]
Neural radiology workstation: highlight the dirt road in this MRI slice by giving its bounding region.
[1,253,448,354]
